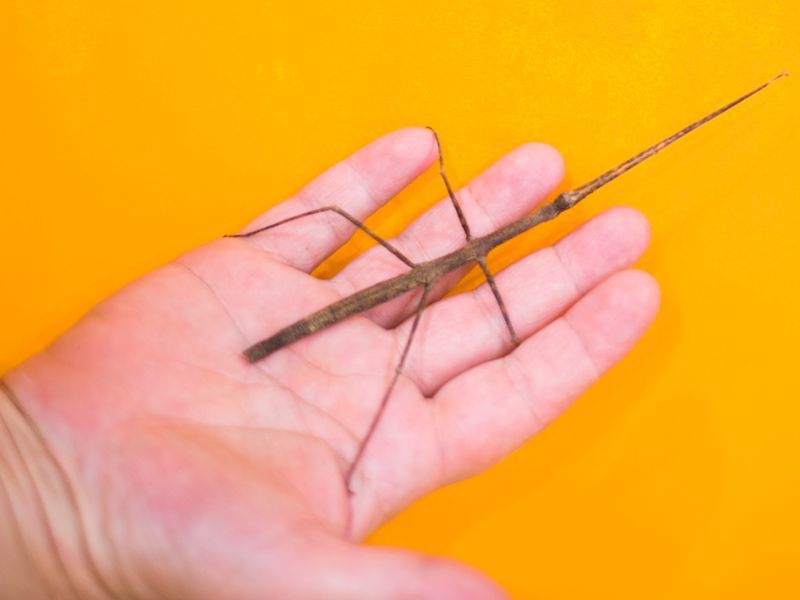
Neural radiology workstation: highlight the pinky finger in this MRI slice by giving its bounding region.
[431,269,660,485]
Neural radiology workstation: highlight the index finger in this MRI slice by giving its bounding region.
[231,127,437,272]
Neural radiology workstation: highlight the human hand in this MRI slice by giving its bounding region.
[2,128,658,599]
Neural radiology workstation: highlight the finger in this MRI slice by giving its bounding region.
[233,127,438,272]
[308,543,509,600]
[330,142,566,327]
[398,206,651,394]
[430,269,660,484]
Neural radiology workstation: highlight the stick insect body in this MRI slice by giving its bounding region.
[228,73,786,490]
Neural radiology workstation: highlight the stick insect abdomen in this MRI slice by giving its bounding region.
[244,265,429,362]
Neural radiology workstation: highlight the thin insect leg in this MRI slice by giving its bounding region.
[345,283,433,493]
[226,206,415,268]
[476,257,520,347]
[427,127,472,242]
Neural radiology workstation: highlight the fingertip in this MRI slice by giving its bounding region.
[603,205,652,250]
[616,268,661,316]
[554,206,651,294]
[386,552,510,600]
[500,142,566,200]
[379,126,441,165]
[346,127,441,197]
[516,141,567,187]
[601,268,661,327]
[566,269,660,371]
[422,558,511,600]
[629,268,661,319]
[329,545,510,600]
[469,142,566,217]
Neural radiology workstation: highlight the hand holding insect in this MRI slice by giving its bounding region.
[1,74,782,598]
[231,73,786,494]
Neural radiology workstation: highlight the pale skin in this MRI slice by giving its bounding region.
[1,127,659,599]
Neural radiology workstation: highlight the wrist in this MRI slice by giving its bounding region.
[0,379,107,599]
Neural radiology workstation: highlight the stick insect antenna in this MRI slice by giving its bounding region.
[564,71,789,208]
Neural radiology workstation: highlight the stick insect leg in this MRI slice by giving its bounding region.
[429,128,519,346]
[345,283,433,493]
[226,206,415,268]
[476,257,520,347]
[427,127,472,242]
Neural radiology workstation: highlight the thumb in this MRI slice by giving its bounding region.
[310,542,510,600]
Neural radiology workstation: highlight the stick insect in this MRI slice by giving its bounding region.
[228,73,786,491]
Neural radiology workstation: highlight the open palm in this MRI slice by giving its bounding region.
[6,128,658,599]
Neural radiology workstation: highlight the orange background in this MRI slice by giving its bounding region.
[2,1,799,597]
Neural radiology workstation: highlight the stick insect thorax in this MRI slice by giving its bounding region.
[241,72,786,364]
